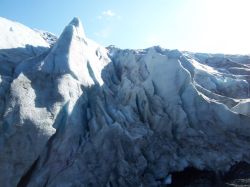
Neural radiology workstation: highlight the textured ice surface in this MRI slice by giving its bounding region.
[0,17,250,187]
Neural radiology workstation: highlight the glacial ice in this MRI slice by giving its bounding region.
[0,17,249,186]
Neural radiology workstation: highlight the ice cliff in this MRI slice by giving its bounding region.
[0,17,250,187]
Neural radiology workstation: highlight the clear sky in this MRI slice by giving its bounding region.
[1,0,250,54]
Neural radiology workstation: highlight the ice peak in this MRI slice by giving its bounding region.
[69,17,81,27]
[40,17,106,86]
[68,17,85,39]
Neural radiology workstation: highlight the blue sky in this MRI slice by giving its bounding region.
[1,0,250,54]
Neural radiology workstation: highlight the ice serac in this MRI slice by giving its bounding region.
[41,17,106,86]
[0,17,109,187]
[0,17,250,187]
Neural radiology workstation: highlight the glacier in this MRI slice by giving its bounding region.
[0,17,250,186]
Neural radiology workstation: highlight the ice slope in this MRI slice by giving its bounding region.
[0,16,51,100]
[0,17,50,76]
[0,17,49,50]
[0,17,250,186]
[181,52,250,115]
